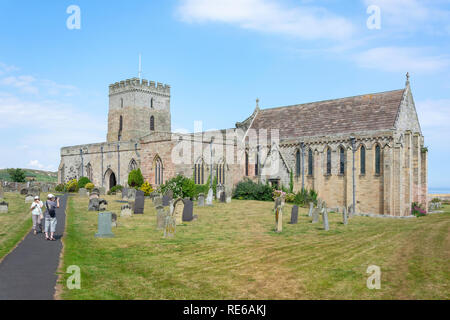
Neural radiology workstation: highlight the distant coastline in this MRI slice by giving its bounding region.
[429,188,450,194]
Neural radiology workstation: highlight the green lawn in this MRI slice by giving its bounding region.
[0,193,33,260]
[59,196,450,300]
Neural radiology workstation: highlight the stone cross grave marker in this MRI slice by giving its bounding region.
[197,193,205,207]
[290,205,299,224]
[121,204,133,217]
[134,190,145,214]
[95,212,114,238]
[322,205,329,231]
[308,202,314,217]
[206,188,213,206]
[0,201,8,213]
[172,199,184,225]
[164,215,176,238]
[343,207,348,225]
[182,199,194,222]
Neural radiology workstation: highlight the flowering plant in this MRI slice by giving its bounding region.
[273,190,286,200]
[411,202,427,217]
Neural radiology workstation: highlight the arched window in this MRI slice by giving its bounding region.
[295,149,301,177]
[194,159,205,185]
[150,97,154,109]
[360,146,366,175]
[375,145,381,175]
[339,146,345,175]
[86,163,93,181]
[129,159,138,172]
[326,148,332,175]
[118,116,123,141]
[154,156,163,185]
[217,161,226,185]
[245,152,249,176]
[150,116,155,131]
[308,149,314,176]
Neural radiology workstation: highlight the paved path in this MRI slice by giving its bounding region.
[0,194,68,300]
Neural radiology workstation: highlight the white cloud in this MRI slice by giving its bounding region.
[176,0,355,40]
[0,75,38,94]
[354,47,450,73]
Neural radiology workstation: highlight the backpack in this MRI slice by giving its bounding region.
[46,201,56,218]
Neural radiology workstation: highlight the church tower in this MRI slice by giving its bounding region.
[107,77,171,142]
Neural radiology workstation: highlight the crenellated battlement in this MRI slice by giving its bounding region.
[109,77,171,96]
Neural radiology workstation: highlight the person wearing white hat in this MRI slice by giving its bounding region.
[44,194,59,241]
[30,196,44,235]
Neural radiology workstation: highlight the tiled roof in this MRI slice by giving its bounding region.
[249,89,405,140]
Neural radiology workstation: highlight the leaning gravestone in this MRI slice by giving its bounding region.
[206,188,213,206]
[290,205,299,224]
[120,204,133,217]
[308,202,314,217]
[197,193,205,207]
[312,208,320,224]
[79,188,88,197]
[164,215,176,238]
[182,199,194,222]
[156,205,168,230]
[322,206,330,231]
[172,199,184,225]
[0,201,8,213]
[134,190,145,214]
[95,212,114,238]
[343,207,348,225]
[111,213,118,227]
[88,198,100,211]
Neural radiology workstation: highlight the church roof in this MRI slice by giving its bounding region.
[249,89,405,140]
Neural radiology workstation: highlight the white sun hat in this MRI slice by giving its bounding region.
[47,194,55,199]
[34,196,40,200]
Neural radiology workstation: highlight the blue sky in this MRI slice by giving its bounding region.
[0,0,449,190]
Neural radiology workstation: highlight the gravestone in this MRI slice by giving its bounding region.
[88,198,100,211]
[216,184,224,200]
[343,207,348,225]
[162,195,170,207]
[111,213,118,227]
[79,188,88,197]
[290,205,299,224]
[121,188,129,200]
[150,192,160,201]
[312,208,320,224]
[95,212,114,238]
[206,188,213,206]
[172,199,184,225]
[120,204,133,217]
[308,202,314,217]
[164,215,176,238]
[127,188,137,201]
[275,206,283,233]
[134,190,145,214]
[197,193,205,207]
[169,199,175,215]
[156,205,168,230]
[25,196,34,203]
[220,191,226,203]
[99,187,106,196]
[322,206,329,231]
[182,199,194,222]
[154,196,163,208]
[0,201,8,213]
[99,199,108,211]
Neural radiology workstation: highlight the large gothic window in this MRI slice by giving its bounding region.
[308,149,314,176]
[295,149,301,177]
[217,161,226,185]
[375,145,381,175]
[326,148,332,175]
[339,146,345,175]
[194,159,205,185]
[360,146,366,175]
[150,116,155,131]
[154,156,163,185]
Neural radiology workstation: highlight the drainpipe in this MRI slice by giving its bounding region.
[80,149,84,177]
[101,146,104,187]
[300,141,305,191]
[350,137,356,215]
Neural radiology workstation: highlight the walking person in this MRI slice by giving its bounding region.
[30,196,43,235]
[44,194,59,241]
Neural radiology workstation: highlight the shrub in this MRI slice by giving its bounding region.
[85,183,95,192]
[233,178,274,201]
[140,181,153,196]
[289,171,294,193]
[159,175,195,199]
[411,202,427,217]
[78,176,91,189]
[55,184,65,192]
[294,188,318,206]
[107,185,123,195]
[65,179,79,193]
[128,169,144,188]
[285,193,296,203]
[273,190,287,200]
[431,198,441,203]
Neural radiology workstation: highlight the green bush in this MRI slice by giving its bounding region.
[294,188,318,206]
[78,176,91,189]
[55,184,65,192]
[107,185,123,195]
[233,178,274,201]
[128,169,144,188]
[159,175,196,199]
[65,179,79,193]
[85,183,95,192]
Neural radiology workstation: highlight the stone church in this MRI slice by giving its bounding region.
[59,74,428,216]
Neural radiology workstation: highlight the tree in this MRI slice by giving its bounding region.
[78,176,91,189]
[128,168,144,188]
[7,168,26,182]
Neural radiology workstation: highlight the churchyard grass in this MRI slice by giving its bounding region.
[0,193,35,260]
[60,196,449,300]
